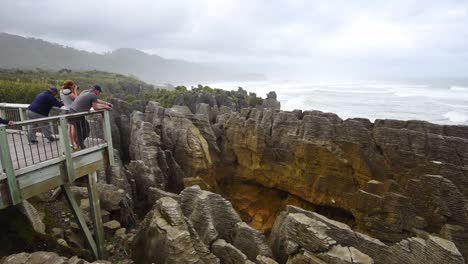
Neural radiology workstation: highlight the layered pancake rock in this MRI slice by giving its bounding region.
[117,97,468,260]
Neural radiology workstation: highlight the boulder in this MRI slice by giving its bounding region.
[115,228,127,240]
[96,183,125,211]
[132,197,219,264]
[0,251,111,264]
[256,255,279,264]
[147,187,179,205]
[270,206,464,264]
[179,186,242,245]
[211,239,252,264]
[231,222,272,260]
[103,220,121,236]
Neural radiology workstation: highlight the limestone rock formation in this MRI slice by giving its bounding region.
[175,92,236,113]
[96,182,136,227]
[132,197,219,264]
[231,222,273,260]
[147,186,180,205]
[211,239,254,264]
[179,186,242,245]
[96,183,126,212]
[257,255,279,264]
[124,99,468,261]
[109,98,146,163]
[126,105,186,211]
[159,106,214,180]
[261,92,281,110]
[270,205,464,264]
[17,200,46,235]
[215,108,468,257]
[104,149,132,193]
[178,186,272,262]
[0,252,111,264]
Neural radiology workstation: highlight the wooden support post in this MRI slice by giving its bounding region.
[0,126,22,204]
[62,184,99,259]
[0,108,5,119]
[58,117,75,183]
[103,111,114,166]
[87,171,106,259]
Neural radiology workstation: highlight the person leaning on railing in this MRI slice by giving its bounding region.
[60,80,80,150]
[0,117,15,126]
[69,85,112,150]
[27,87,64,144]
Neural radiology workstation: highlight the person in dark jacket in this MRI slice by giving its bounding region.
[0,118,15,126]
[27,87,64,144]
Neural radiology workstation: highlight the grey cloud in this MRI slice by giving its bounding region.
[1,0,468,79]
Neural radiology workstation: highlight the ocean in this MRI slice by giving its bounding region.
[206,80,468,126]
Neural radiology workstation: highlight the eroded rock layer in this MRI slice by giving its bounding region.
[0,252,110,264]
[123,98,468,260]
[270,205,464,264]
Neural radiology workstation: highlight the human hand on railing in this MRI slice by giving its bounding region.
[105,102,113,110]
[8,121,15,125]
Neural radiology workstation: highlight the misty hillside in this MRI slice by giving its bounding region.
[0,33,264,84]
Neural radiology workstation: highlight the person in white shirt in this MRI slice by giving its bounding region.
[60,80,79,150]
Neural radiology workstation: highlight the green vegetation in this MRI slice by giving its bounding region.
[0,68,154,103]
[145,86,185,108]
[0,69,264,110]
[145,84,264,108]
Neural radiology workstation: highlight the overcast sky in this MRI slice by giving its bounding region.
[1,0,468,80]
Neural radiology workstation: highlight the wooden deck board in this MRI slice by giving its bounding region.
[5,131,103,170]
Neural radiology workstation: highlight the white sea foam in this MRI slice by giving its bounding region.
[443,111,468,123]
[281,95,308,111]
[203,80,468,125]
[450,86,468,92]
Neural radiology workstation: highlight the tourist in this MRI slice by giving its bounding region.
[60,80,79,109]
[69,85,112,149]
[27,87,64,144]
[60,80,80,150]
[0,118,15,126]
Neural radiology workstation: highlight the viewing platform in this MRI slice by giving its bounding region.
[0,103,114,260]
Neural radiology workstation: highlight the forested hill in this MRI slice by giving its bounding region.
[0,33,264,84]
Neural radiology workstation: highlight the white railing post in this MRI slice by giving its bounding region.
[0,126,22,204]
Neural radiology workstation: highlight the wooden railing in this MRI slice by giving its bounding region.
[0,103,67,121]
[0,103,113,260]
[0,106,114,204]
